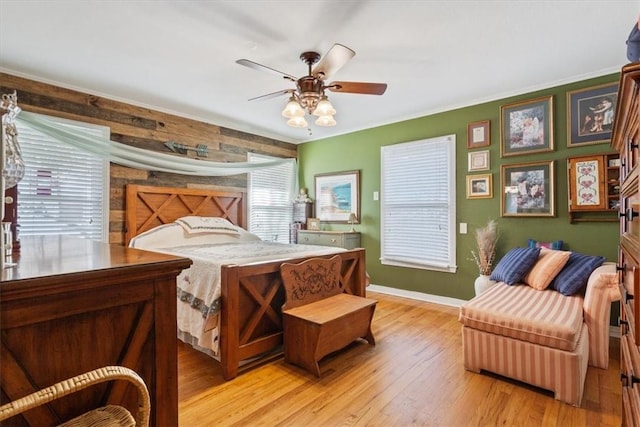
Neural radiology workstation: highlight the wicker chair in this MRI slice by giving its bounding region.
[0,366,150,427]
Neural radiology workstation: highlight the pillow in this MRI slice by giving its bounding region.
[527,238,564,250]
[129,222,261,250]
[175,216,240,235]
[549,252,606,296]
[523,248,571,290]
[489,247,541,285]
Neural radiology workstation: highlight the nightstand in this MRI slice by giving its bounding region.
[296,230,361,249]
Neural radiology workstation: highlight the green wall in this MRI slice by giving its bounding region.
[298,73,620,302]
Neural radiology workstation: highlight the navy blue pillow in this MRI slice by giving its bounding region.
[489,247,541,285]
[549,252,605,296]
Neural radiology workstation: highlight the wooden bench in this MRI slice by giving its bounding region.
[280,255,376,377]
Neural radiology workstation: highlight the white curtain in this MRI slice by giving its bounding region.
[16,111,297,177]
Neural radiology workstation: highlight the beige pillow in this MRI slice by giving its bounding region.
[524,248,571,290]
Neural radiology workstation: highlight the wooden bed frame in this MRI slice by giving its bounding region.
[125,184,368,380]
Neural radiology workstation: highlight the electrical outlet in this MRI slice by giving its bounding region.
[373,191,379,201]
[459,223,467,234]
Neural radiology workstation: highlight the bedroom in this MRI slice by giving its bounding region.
[1,1,639,426]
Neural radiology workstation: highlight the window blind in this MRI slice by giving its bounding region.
[380,135,456,272]
[16,115,109,241]
[248,153,294,242]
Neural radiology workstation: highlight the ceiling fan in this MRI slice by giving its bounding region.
[236,43,387,128]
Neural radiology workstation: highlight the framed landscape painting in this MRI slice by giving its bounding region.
[566,82,618,147]
[314,170,360,223]
[500,96,554,157]
[501,160,555,217]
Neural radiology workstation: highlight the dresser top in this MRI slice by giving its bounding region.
[1,235,191,285]
[298,230,360,235]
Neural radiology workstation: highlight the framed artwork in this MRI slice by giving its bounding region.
[466,174,492,199]
[501,160,555,217]
[500,96,554,157]
[314,170,360,223]
[566,82,618,147]
[307,218,320,230]
[467,120,490,149]
[468,150,490,171]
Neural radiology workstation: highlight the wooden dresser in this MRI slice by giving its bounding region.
[0,236,191,426]
[297,230,361,249]
[613,62,640,426]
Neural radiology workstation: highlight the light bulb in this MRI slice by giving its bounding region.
[315,115,336,126]
[281,98,304,118]
[312,96,336,116]
[287,116,308,128]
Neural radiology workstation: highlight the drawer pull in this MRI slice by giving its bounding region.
[630,139,639,150]
[617,264,626,271]
[626,291,634,302]
[622,372,629,386]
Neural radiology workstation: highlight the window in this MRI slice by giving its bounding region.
[248,153,295,242]
[16,114,109,241]
[380,134,456,272]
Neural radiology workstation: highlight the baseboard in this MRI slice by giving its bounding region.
[368,283,623,339]
[367,284,466,308]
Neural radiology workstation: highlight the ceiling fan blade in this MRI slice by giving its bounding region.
[327,81,388,95]
[236,59,297,82]
[312,43,355,79]
[248,89,293,102]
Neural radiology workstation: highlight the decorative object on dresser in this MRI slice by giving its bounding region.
[0,235,191,426]
[0,91,25,268]
[567,152,620,223]
[348,212,358,232]
[611,62,640,427]
[314,170,360,223]
[467,119,490,149]
[297,230,361,250]
[501,160,555,217]
[500,96,554,157]
[307,217,321,231]
[566,82,618,147]
[125,185,368,381]
[280,255,376,377]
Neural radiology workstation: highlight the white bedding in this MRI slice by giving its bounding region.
[129,220,346,357]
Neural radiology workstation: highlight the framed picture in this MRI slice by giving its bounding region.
[307,218,320,230]
[501,160,555,217]
[500,96,554,157]
[566,82,618,147]
[466,174,493,199]
[468,150,490,171]
[467,120,490,149]
[314,170,360,223]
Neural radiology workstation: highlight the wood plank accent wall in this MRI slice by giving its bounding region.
[0,73,297,245]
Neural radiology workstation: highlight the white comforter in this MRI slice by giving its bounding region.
[151,241,346,357]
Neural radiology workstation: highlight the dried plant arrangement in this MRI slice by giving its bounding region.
[471,220,498,276]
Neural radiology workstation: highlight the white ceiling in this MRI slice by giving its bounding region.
[1,1,638,144]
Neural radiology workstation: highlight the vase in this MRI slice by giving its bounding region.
[474,274,496,296]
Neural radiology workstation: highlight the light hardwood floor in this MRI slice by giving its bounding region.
[178,291,621,426]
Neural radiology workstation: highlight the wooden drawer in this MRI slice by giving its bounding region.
[297,231,361,250]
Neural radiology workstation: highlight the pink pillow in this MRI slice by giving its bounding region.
[524,248,571,290]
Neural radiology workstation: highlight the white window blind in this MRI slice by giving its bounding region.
[380,134,456,272]
[248,153,294,242]
[16,115,109,241]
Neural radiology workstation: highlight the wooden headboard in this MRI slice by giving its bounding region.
[125,184,246,245]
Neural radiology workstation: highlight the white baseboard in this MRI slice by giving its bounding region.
[367,283,622,339]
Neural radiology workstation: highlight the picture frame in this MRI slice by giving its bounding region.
[500,96,554,157]
[466,174,493,199]
[314,170,360,223]
[468,150,490,172]
[566,82,618,147]
[467,120,490,149]
[307,217,320,230]
[501,160,555,217]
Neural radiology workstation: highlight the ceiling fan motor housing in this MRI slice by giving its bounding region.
[296,76,324,113]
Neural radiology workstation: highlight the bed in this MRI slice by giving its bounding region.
[125,184,368,380]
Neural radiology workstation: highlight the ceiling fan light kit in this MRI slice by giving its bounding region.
[237,43,387,130]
